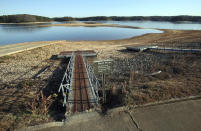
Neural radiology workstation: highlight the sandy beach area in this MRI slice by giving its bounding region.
[39,22,142,29]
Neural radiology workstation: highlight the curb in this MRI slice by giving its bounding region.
[16,112,101,131]
[133,95,201,109]
[106,95,201,113]
[16,122,64,131]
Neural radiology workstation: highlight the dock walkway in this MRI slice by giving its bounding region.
[72,54,92,112]
[59,51,100,113]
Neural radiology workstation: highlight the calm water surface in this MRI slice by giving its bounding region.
[101,21,201,30]
[1,21,200,45]
[0,24,162,45]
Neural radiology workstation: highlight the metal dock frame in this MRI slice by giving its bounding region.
[83,56,100,105]
[58,52,75,107]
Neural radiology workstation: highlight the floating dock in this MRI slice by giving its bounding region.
[126,46,158,52]
[126,46,201,53]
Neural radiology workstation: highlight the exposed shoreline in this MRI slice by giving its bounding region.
[0,28,200,57]
[39,22,143,29]
[1,25,201,131]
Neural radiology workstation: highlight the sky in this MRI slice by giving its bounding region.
[0,0,201,17]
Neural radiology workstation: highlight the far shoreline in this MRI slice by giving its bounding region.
[39,22,144,29]
[0,21,53,24]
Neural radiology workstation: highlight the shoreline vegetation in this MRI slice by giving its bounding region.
[1,14,201,23]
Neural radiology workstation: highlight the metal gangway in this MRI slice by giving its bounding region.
[58,52,103,113]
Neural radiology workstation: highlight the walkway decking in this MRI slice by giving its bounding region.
[72,54,92,112]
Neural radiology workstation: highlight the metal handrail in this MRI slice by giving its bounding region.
[82,55,100,104]
[58,52,75,106]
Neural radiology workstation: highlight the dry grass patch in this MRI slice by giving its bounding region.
[97,52,201,108]
[0,79,56,131]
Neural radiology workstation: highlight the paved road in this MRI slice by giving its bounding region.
[39,98,201,131]
[0,41,64,57]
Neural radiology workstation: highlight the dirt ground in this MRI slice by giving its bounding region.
[0,29,201,130]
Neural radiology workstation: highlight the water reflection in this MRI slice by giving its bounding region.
[0,24,50,32]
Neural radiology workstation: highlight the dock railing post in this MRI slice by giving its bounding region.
[102,73,106,103]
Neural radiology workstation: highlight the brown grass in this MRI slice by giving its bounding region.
[0,79,55,131]
[102,52,201,108]
[26,91,53,115]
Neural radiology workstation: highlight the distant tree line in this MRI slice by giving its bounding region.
[54,15,201,22]
[0,14,52,23]
[1,14,201,23]
[53,17,75,21]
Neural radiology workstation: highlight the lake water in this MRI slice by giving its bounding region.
[1,21,201,45]
[101,21,201,30]
[0,24,162,45]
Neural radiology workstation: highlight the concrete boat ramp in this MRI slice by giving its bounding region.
[0,41,64,57]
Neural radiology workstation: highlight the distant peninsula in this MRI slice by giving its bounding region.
[1,14,201,23]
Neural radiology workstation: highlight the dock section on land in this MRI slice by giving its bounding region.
[58,51,102,113]
[126,45,201,53]
[57,50,97,58]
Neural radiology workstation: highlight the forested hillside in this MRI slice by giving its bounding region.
[1,14,201,23]
[53,15,201,22]
[75,16,201,22]
[0,14,52,23]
